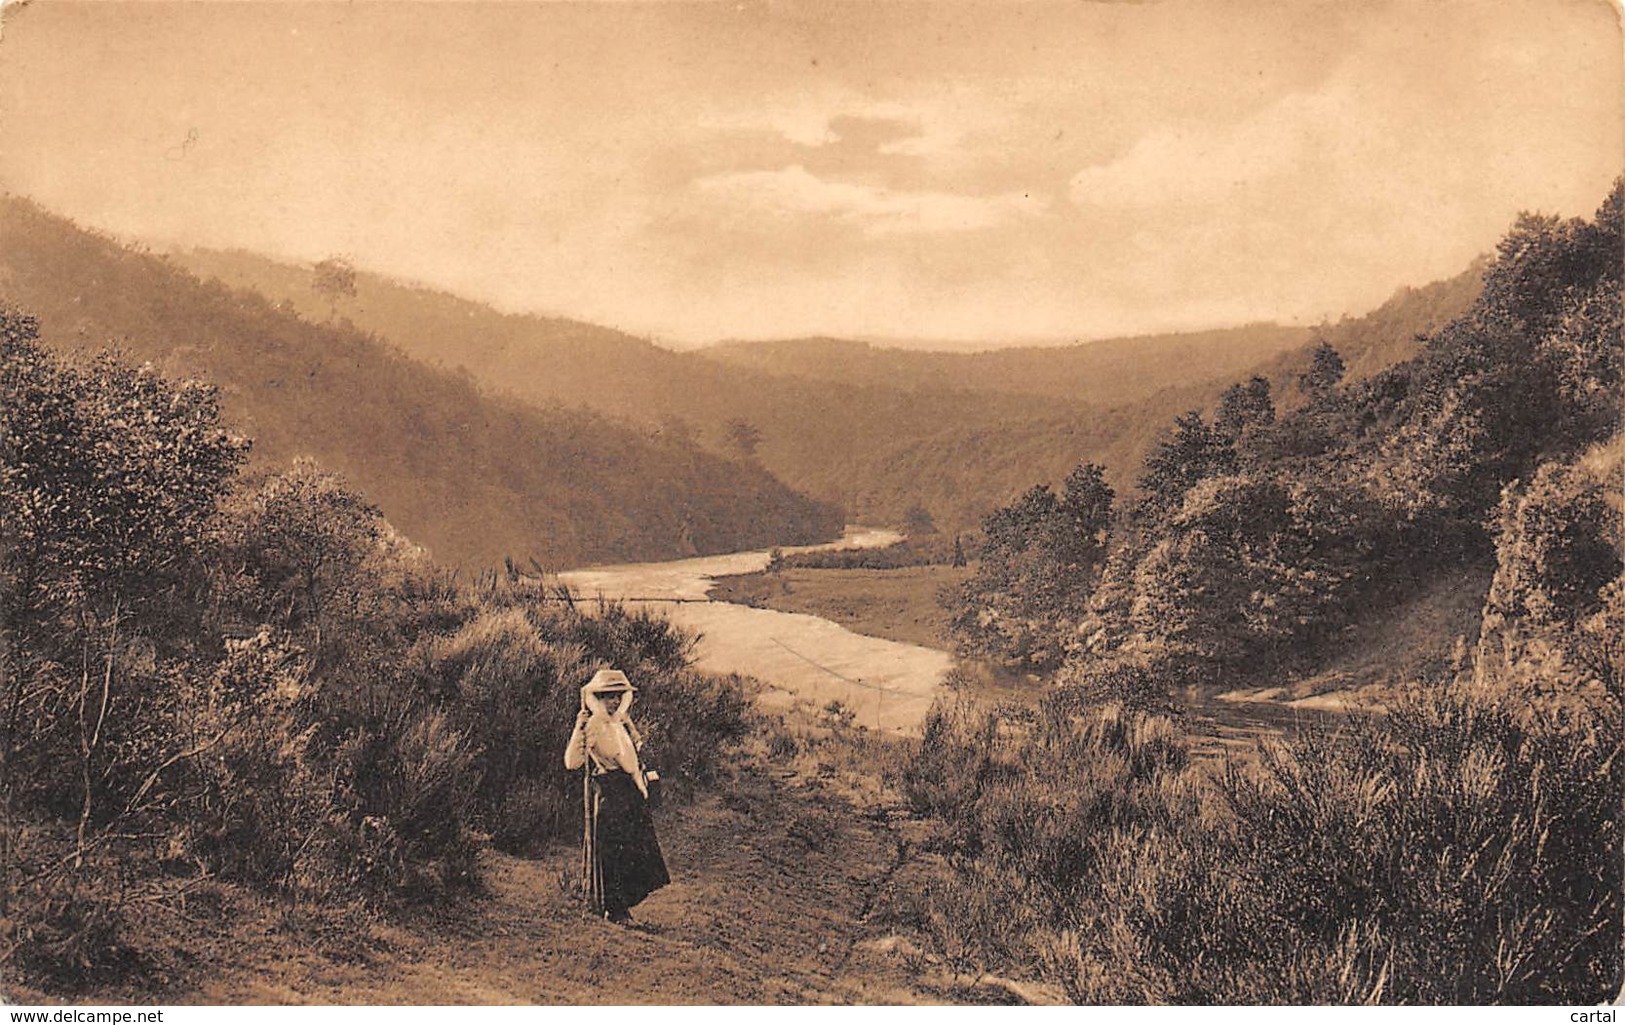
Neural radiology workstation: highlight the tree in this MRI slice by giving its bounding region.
[221,460,384,660]
[950,463,1115,669]
[1137,410,1222,515]
[1214,375,1275,442]
[2,310,248,710]
[903,503,937,536]
[1059,463,1114,561]
[2,317,248,643]
[312,257,357,321]
[1,312,248,884]
[1298,340,1346,397]
[724,418,762,460]
[1517,459,1623,623]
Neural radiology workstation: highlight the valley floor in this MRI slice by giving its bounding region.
[708,565,969,653]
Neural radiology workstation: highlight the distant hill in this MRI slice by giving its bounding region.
[699,324,1314,406]
[168,247,1370,529]
[817,266,1486,530]
[695,268,1485,526]
[700,266,1483,406]
[0,196,843,568]
[169,238,1483,534]
[171,246,1091,515]
[1317,260,1487,380]
[1248,260,1487,412]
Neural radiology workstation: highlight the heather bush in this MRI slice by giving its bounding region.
[361,579,754,858]
[411,606,582,849]
[2,321,757,985]
[177,629,324,887]
[903,682,1623,1003]
[629,669,751,794]
[1210,682,1621,1003]
[903,695,1211,987]
[3,839,128,986]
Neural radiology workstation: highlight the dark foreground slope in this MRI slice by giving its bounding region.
[898,183,1623,1004]
[0,197,841,567]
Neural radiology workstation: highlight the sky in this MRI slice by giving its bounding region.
[0,0,1620,349]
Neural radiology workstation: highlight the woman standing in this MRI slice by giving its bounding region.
[564,669,670,923]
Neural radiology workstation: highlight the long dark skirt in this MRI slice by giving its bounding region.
[592,770,670,916]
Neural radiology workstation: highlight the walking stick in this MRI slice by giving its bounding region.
[579,696,601,914]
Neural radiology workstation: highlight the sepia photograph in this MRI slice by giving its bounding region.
[0,0,1621,1007]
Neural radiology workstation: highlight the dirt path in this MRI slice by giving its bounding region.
[112,743,1016,1006]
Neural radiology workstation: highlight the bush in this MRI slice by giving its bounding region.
[178,629,324,888]
[0,308,763,988]
[411,588,753,870]
[316,707,480,901]
[3,835,129,987]
[779,534,960,571]
[412,606,585,851]
[948,466,1113,670]
[901,683,1623,1003]
[1216,687,1621,1002]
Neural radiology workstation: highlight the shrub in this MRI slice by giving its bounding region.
[1216,687,1621,1003]
[178,629,324,888]
[414,606,585,848]
[631,670,752,795]
[777,536,956,570]
[401,589,750,852]
[901,684,1623,1003]
[3,832,128,987]
[318,707,480,901]
[1,309,762,987]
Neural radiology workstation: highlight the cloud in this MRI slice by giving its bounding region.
[694,164,1046,236]
[698,95,971,162]
[697,108,839,148]
[1070,88,1361,209]
[877,122,965,159]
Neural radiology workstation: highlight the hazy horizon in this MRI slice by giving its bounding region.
[1,0,1620,350]
[167,234,1326,354]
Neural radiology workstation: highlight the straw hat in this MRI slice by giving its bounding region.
[584,668,636,694]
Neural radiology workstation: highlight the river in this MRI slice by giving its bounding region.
[558,528,953,735]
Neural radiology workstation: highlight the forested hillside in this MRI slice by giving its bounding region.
[172,248,1357,531]
[170,246,1080,519]
[952,184,1617,685]
[0,198,842,567]
[167,209,1489,538]
[909,180,1623,1004]
[827,261,1486,531]
[696,266,1487,529]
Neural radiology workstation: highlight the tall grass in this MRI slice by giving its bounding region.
[902,684,1622,1003]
